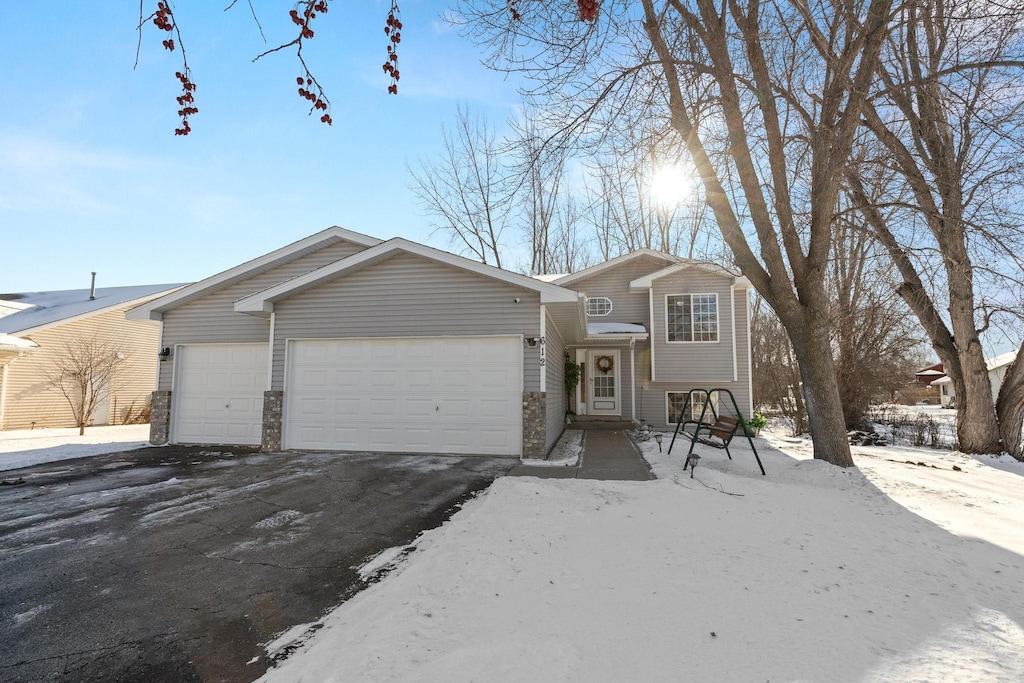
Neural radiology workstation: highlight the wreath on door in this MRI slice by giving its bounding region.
[595,355,614,374]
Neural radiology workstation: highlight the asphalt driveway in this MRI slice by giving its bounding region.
[0,445,515,682]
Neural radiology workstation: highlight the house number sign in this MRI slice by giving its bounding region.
[538,336,546,366]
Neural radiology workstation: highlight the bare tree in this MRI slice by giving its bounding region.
[849,0,1024,455]
[509,110,594,274]
[408,104,513,267]
[751,296,808,436]
[46,337,125,436]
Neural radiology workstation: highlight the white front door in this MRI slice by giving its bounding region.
[588,349,620,416]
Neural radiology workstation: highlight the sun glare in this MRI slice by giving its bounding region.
[650,165,694,207]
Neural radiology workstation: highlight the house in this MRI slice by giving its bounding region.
[127,227,753,458]
[914,362,946,384]
[931,350,1019,408]
[0,283,182,430]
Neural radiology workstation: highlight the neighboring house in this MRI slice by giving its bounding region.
[931,350,1019,408]
[127,227,753,458]
[0,284,182,430]
[915,363,946,384]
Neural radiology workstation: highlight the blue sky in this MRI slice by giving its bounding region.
[0,2,522,292]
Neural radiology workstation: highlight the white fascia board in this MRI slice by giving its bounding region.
[128,226,382,321]
[234,238,578,315]
[554,249,680,287]
[583,333,649,342]
[629,261,745,292]
[17,289,181,335]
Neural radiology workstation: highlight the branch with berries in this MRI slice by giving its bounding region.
[137,1,197,135]
[137,1,602,136]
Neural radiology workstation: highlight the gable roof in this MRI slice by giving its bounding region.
[628,262,751,291]
[552,249,681,287]
[0,284,183,335]
[234,238,579,316]
[127,226,382,321]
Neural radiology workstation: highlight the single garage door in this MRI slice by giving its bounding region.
[172,344,268,445]
[285,336,523,455]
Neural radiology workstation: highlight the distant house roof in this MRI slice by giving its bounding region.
[930,349,1019,385]
[0,284,184,335]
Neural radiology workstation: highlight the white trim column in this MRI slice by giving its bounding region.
[731,284,738,382]
[539,306,547,393]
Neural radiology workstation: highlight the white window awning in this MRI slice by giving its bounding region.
[587,322,647,336]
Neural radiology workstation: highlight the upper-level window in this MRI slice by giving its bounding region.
[667,293,718,342]
[586,297,613,317]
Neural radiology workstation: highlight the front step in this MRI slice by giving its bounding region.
[570,418,636,431]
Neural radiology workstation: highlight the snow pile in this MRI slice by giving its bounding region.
[0,424,151,471]
[260,431,1024,682]
[524,429,583,467]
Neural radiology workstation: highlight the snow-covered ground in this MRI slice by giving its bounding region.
[261,428,1024,682]
[0,424,150,472]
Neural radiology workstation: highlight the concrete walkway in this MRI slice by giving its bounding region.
[508,430,652,481]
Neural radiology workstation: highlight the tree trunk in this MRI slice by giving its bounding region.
[997,346,1024,460]
[782,305,856,468]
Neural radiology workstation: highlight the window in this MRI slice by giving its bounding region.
[586,297,613,317]
[667,293,718,342]
[666,390,719,425]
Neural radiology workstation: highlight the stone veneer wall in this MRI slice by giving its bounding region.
[262,390,284,452]
[522,391,547,459]
[150,390,171,445]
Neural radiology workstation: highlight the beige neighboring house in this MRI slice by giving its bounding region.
[0,283,183,431]
[128,226,753,458]
[931,349,1020,408]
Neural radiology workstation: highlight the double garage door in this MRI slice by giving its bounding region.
[171,337,523,456]
[285,337,523,456]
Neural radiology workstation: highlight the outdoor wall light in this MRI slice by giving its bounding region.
[158,347,172,361]
[525,337,540,347]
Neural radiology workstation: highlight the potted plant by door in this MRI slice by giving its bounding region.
[564,355,581,423]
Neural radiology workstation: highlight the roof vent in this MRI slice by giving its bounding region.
[89,272,97,301]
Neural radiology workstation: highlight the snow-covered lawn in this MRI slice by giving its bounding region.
[260,430,1024,682]
[0,424,151,472]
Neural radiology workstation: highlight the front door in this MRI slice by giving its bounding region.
[587,350,620,416]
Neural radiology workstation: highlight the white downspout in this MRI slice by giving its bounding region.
[0,362,10,430]
[267,312,276,391]
[649,289,657,382]
[630,338,637,423]
[746,288,754,416]
[539,305,547,393]
[731,284,738,382]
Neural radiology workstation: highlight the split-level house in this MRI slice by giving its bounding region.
[128,227,753,458]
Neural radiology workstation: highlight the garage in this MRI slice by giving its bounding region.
[171,344,268,445]
[284,336,523,455]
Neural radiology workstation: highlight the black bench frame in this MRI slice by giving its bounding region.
[667,388,766,476]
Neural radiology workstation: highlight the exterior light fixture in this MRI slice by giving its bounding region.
[655,433,663,451]
[685,453,701,478]
[158,347,172,362]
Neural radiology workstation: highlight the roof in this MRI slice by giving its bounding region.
[553,249,681,287]
[0,284,184,335]
[587,322,648,336]
[234,238,580,316]
[127,226,382,321]
[930,349,1018,385]
[0,334,38,351]
[628,262,750,290]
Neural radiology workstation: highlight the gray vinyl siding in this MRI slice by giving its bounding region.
[270,253,542,393]
[544,309,566,451]
[158,240,365,391]
[1,306,161,430]
[568,255,669,326]
[650,272,739,384]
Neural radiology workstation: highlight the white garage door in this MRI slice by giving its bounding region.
[285,337,522,456]
[172,344,268,445]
